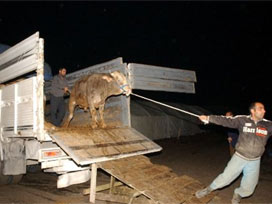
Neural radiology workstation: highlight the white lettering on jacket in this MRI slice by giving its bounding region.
[243,126,255,133]
[243,126,268,137]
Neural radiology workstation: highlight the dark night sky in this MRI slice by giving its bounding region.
[1,1,272,117]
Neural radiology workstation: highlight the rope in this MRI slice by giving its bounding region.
[130,93,200,118]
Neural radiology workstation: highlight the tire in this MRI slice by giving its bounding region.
[0,161,23,185]
[27,164,41,173]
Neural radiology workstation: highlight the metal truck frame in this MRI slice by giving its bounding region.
[0,32,197,200]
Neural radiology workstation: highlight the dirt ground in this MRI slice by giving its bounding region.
[0,131,271,204]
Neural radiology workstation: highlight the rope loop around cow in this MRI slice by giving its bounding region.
[120,84,129,92]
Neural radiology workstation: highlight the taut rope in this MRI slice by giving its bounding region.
[131,93,200,118]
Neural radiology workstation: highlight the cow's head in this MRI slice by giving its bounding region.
[110,71,132,96]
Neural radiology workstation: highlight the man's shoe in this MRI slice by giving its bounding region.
[231,193,241,204]
[195,186,213,198]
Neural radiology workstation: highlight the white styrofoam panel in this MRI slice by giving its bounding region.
[1,85,15,101]
[128,63,197,82]
[65,61,126,89]
[18,78,34,96]
[65,57,123,79]
[18,102,33,126]
[0,54,38,83]
[1,106,14,126]
[17,78,35,129]
[1,77,36,132]
[0,32,39,68]
[2,129,34,137]
[131,76,195,93]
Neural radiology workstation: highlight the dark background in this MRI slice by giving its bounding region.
[1,1,272,118]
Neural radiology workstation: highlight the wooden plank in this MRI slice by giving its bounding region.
[96,192,130,203]
[82,181,123,195]
[99,155,218,204]
[96,192,156,204]
[84,129,122,156]
[90,163,97,203]
[100,155,153,175]
[132,171,177,192]
[109,176,116,194]
[110,156,152,172]
[168,175,199,189]
[50,128,162,165]
[100,156,181,203]
[105,129,148,154]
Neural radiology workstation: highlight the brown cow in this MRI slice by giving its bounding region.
[62,71,131,128]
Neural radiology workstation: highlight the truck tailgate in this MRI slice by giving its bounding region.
[50,127,162,166]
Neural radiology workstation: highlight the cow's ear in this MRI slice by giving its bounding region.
[102,75,113,82]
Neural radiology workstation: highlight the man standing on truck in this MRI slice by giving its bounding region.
[195,102,272,204]
[50,67,69,126]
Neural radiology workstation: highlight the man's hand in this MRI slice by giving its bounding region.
[227,137,232,143]
[64,87,69,93]
[199,115,209,124]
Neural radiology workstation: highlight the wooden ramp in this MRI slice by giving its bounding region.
[49,126,162,165]
[98,155,217,204]
[46,126,216,203]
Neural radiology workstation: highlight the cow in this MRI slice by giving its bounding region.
[62,71,131,128]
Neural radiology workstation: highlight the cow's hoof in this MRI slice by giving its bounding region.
[91,124,98,129]
[101,123,107,129]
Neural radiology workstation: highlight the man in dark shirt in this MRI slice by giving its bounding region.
[226,111,239,156]
[50,68,69,126]
[195,102,272,204]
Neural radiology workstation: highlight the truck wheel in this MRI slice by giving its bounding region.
[0,161,23,185]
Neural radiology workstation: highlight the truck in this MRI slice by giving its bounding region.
[0,32,202,203]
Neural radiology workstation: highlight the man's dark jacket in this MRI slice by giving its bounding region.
[209,115,272,160]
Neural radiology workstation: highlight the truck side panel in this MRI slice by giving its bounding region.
[128,63,196,93]
[0,32,45,140]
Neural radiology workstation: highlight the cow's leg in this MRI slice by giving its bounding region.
[98,104,106,128]
[62,98,76,128]
[89,105,98,129]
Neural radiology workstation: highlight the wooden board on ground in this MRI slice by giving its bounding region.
[49,127,162,165]
[99,155,217,204]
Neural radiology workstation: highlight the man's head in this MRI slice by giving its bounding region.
[249,102,266,121]
[226,111,233,117]
[59,68,67,77]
